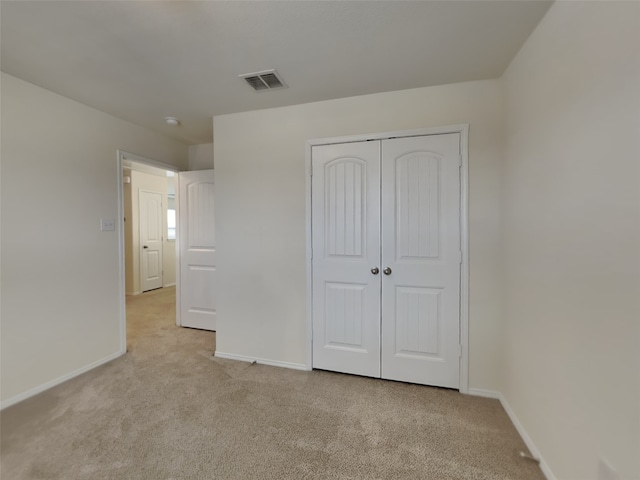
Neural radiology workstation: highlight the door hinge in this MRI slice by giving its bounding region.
[457,155,463,167]
[310,247,313,259]
[458,251,463,264]
[459,344,463,358]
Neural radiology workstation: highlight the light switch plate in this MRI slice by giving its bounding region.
[100,218,115,231]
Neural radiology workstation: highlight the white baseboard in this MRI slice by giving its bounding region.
[467,388,556,480]
[163,282,176,288]
[498,394,558,480]
[467,388,501,399]
[214,351,309,371]
[0,350,125,410]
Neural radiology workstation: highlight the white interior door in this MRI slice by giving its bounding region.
[311,141,381,377]
[311,133,462,388]
[178,170,216,331]
[139,190,163,292]
[381,134,461,388]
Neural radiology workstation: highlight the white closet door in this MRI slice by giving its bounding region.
[380,134,461,388]
[311,141,381,377]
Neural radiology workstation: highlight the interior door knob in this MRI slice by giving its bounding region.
[370,267,379,275]
[143,245,149,249]
[383,267,392,275]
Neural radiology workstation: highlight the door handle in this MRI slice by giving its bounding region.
[143,245,148,249]
[383,267,392,275]
[370,267,379,275]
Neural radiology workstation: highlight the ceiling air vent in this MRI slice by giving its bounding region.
[239,69,287,92]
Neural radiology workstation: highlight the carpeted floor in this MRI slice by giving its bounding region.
[1,287,545,480]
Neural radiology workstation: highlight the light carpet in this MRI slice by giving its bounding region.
[1,287,544,480]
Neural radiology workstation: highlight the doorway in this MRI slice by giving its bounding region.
[122,161,177,295]
[117,151,217,355]
[117,150,180,352]
[307,126,470,391]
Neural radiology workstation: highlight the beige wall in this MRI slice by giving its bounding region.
[125,170,176,294]
[502,2,640,479]
[0,73,188,405]
[214,79,504,391]
[188,143,214,170]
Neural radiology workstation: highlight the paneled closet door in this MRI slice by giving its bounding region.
[380,134,461,388]
[311,141,382,378]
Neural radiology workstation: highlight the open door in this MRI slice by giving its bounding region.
[177,170,216,331]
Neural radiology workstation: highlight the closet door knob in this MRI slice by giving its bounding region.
[383,267,392,275]
[370,267,379,275]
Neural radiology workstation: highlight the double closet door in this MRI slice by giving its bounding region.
[311,133,461,389]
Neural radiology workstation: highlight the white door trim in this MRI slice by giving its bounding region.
[305,124,470,393]
[116,150,181,353]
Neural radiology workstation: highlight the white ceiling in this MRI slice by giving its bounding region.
[0,1,552,145]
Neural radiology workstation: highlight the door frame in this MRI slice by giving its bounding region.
[305,124,470,393]
[116,150,181,353]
